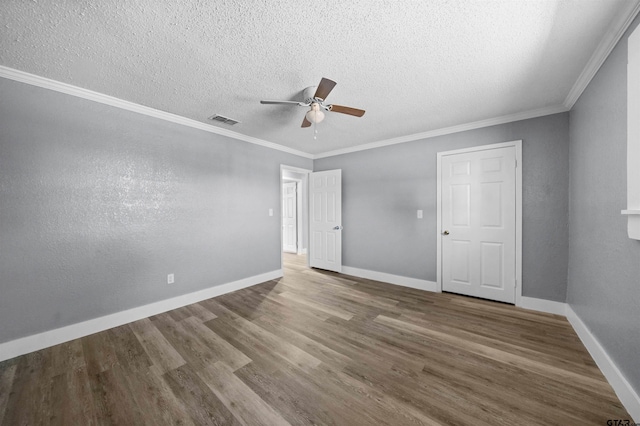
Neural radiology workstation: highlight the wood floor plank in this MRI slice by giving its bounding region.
[199,298,244,322]
[180,316,251,371]
[82,331,119,376]
[89,364,146,425]
[121,366,195,426]
[394,310,603,378]
[203,308,323,374]
[129,317,186,374]
[334,286,401,310]
[233,362,337,426]
[353,309,626,418]
[168,303,216,322]
[419,352,621,424]
[168,305,194,322]
[235,360,404,426]
[215,291,278,321]
[277,290,355,320]
[374,315,614,397]
[0,362,17,425]
[325,316,427,372]
[251,314,352,368]
[163,364,242,426]
[200,361,291,426]
[258,290,333,322]
[253,307,397,373]
[2,351,54,425]
[49,366,98,426]
[185,302,218,322]
[342,361,492,426]
[228,315,322,372]
[107,324,153,372]
[48,339,86,377]
[151,313,226,373]
[0,253,632,425]
[204,315,286,375]
[311,362,443,426]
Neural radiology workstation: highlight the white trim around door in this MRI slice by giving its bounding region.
[436,140,523,306]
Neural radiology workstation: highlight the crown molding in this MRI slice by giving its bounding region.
[563,0,640,109]
[0,66,314,159]
[313,104,569,159]
[0,65,567,161]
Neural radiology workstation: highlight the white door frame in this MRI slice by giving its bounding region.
[436,140,523,306]
[280,165,312,270]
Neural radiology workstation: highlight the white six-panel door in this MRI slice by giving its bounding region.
[282,182,297,253]
[309,170,342,272]
[441,146,516,304]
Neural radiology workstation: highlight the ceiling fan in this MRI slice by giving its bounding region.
[260,78,365,128]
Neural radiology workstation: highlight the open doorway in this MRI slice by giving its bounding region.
[280,165,311,271]
[282,180,299,254]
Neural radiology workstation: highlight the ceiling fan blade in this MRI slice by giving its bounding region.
[301,116,312,128]
[329,104,366,117]
[260,100,304,105]
[313,78,337,101]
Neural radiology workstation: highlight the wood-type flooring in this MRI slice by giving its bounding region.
[0,253,633,425]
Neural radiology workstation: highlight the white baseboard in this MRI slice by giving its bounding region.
[518,296,567,316]
[566,305,640,421]
[341,266,438,292]
[0,269,283,363]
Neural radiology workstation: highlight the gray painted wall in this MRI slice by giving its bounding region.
[567,15,640,396]
[0,78,311,344]
[315,113,570,302]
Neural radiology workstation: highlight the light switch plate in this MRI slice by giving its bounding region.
[269,208,273,216]
[417,210,423,219]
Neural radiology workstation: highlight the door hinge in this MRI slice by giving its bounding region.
[515,159,518,168]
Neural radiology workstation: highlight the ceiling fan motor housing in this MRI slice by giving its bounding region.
[302,86,317,103]
[303,86,330,110]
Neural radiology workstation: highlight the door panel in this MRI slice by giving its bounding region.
[481,182,503,227]
[309,170,342,272]
[451,184,471,226]
[451,240,471,284]
[442,146,516,303]
[480,242,503,288]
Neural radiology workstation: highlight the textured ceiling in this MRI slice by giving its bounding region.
[0,0,637,155]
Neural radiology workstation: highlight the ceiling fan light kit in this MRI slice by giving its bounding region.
[260,78,365,135]
[305,103,325,124]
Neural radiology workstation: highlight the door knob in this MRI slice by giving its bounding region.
[442,230,450,235]
[333,225,343,230]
